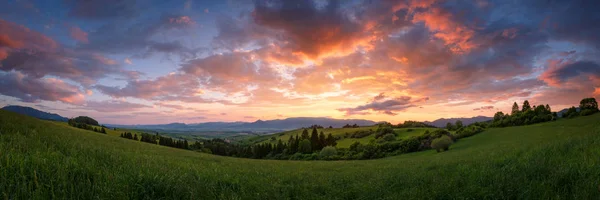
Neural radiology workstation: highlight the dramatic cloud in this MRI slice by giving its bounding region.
[76,14,199,59]
[180,52,279,92]
[540,61,600,87]
[85,100,151,112]
[338,95,429,116]
[252,0,375,59]
[0,18,58,60]
[2,0,600,123]
[94,73,207,102]
[0,71,84,104]
[0,18,130,87]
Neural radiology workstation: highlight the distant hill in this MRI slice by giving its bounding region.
[237,117,377,129]
[425,116,493,127]
[557,107,580,117]
[110,117,377,134]
[1,105,68,122]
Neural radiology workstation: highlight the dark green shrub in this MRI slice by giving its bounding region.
[454,125,484,139]
[382,133,396,141]
[580,109,597,116]
[375,126,394,139]
[350,130,373,138]
[431,136,453,152]
[319,146,337,159]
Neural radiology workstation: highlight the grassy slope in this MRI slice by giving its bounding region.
[1,110,600,199]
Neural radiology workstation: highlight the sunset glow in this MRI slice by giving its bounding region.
[1,0,599,124]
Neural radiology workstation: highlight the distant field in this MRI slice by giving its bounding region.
[335,127,436,147]
[244,126,437,148]
[239,126,375,145]
[1,110,600,199]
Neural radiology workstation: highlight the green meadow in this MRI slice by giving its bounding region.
[1,110,600,199]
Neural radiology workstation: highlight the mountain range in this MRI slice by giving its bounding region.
[1,105,69,122]
[108,117,378,133]
[2,105,502,133]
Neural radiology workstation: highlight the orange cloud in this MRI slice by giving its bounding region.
[412,7,476,53]
[252,1,377,61]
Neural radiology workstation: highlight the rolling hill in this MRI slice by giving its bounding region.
[1,105,68,122]
[1,110,600,199]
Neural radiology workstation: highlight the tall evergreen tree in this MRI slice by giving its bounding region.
[522,100,532,112]
[318,131,326,149]
[310,127,319,151]
[301,129,309,140]
[511,102,520,115]
[545,104,551,113]
[326,133,337,147]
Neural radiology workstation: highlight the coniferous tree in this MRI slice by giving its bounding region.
[326,133,337,147]
[318,131,326,150]
[301,129,309,140]
[293,134,300,153]
[522,100,532,112]
[310,127,319,151]
[511,102,520,115]
[133,134,138,141]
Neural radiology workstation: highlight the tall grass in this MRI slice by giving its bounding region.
[1,110,600,199]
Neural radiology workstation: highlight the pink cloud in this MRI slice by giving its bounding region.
[69,26,88,43]
[0,71,85,104]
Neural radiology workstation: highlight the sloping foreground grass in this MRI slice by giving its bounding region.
[1,110,600,199]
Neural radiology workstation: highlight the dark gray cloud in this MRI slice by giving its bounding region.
[473,106,494,111]
[76,14,200,59]
[541,61,600,85]
[338,96,429,116]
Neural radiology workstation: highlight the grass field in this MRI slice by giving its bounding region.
[1,110,600,199]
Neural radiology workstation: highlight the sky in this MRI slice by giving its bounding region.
[1,0,599,125]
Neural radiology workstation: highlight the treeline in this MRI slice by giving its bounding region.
[491,100,555,127]
[120,132,138,140]
[158,135,189,149]
[342,124,360,128]
[395,121,436,128]
[198,127,338,159]
[68,117,106,134]
[197,124,484,160]
[119,131,190,150]
[562,98,599,118]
